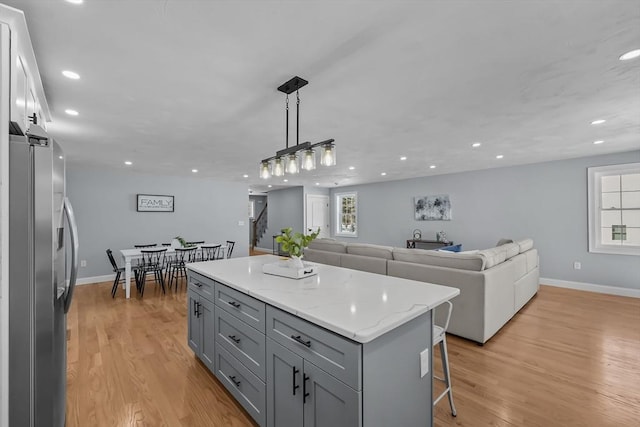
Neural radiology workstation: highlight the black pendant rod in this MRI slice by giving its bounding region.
[285,94,289,149]
[296,90,300,146]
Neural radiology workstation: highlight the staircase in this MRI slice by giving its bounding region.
[252,203,268,249]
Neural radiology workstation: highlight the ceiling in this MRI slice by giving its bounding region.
[6,0,640,193]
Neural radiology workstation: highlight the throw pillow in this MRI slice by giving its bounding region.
[437,244,462,252]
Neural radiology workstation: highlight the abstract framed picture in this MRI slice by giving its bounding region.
[414,194,451,221]
[137,194,174,212]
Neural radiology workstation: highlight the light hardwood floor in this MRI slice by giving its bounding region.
[66,279,640,427]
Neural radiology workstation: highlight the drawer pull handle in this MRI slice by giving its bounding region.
[228,334,241,344]
[227,300,241,309]
[292,366,300,395]
[303,373,310,403]
[228,375,241,387]
[291,335,311,348]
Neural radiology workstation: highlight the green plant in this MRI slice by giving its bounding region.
[275,227,320,257]
[174,236,194,248]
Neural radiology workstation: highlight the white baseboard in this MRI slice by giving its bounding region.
[253,247,273,254]
[541,277,640,298]
[76,274,115,286]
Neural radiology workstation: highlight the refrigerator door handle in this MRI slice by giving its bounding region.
[63,197,79,313]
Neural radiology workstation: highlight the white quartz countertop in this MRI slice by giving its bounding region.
[187,255,460,343]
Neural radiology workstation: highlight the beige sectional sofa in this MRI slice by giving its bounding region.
[304,238,539,344]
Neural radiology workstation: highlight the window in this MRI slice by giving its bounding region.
[336,192,357,237]
[588,163,640,256]
[248,200,255,219]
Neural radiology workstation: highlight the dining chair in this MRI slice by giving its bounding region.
[200,244,221,261]
[433,300,457,416]
[167,247,197,290]
[137,248,167,297]
[187,241,205,261]
[106,249,138,298]
[225,240,235,258]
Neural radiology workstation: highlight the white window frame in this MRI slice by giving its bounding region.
[588,162,640,256]
[335,192,358,237]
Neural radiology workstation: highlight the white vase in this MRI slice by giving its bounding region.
[290,255,304,269]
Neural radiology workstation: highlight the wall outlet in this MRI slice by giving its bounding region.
[573,261,581,270]
[238,220,245,226]
[80,260,87,267]
[420,348,429,378]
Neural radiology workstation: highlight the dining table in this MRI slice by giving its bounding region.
[119,243,227,299]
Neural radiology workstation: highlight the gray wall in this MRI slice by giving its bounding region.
[329,150,640,290]
[67,166,250,279]
[261,187,305,250]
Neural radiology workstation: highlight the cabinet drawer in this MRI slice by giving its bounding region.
[216,308,266,381]
[215,346,266,427]
[188,271,215,300]
[215,282,265,333]
[266,306,361,390]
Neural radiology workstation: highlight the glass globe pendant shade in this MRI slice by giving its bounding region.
[301,148,316,171]
[273,157,285,177]
[320,142,336,167]
[285,153,300,174]
[259,161,272,179]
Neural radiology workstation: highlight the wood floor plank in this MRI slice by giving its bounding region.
[67,279,639,427]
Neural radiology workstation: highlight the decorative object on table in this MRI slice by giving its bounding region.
[136,194,174,212]
[263,227,320,278]
[172,236,195,248]
[414,194,451,221]
[436,231,449,244]
[258,76,336,179]
[413,229,422,240]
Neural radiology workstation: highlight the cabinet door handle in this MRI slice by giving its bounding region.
[303,373,310,404]
[292,366,300,395]
[291,335,311,348]
[193,300,197,316]
[227,300,241,309]
[228,375,241,388]
[228,334,241,344]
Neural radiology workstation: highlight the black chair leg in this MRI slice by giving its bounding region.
[111,271,121,298]
[159,268,166,294]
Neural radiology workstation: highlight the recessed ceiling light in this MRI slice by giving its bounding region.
[400,156,407,161]
[315,182,320,185]
[65,109,79,116]
[381,172,387,176]
[348,166,355,170]
[619,49,640,61]
[429,165,436,169]
[62,70,80,79]
[472,142,482,148]
[283,179,288,182]
[496,155,504,159]
[192,169,198,173]
[593,140,604,145]
[58,155,63,159]
[268,185,272,188]
[124,161,132,165]
[65,0,84,4]
[243,174,249,178]
[591,119,606,125]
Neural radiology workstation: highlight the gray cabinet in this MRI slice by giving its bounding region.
[187,287,215,372]
[266,338,360,427]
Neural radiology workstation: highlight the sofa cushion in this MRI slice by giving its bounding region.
[341,253,388,275]
[392,247,485,271]
[509,253,528,281]
[346,243,394,260]
[303,248,342,266]
[477,247,507,269]
[516,238,534,253]
[502,243,520,259]
[496,238,514,246]
[308,238,347,253]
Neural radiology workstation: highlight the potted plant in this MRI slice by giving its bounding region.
[275,227,320,268]
[172,236,194,248]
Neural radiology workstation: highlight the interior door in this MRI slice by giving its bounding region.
[305,195,329,238]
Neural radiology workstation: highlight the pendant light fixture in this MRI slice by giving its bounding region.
[259,76,335,179]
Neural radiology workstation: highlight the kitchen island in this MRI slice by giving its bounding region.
[187,255,459,427]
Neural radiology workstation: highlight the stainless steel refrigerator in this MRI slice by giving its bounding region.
[8,124,79,427]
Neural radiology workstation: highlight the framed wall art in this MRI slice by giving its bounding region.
[414,194,451,221]
[137,194,174,212]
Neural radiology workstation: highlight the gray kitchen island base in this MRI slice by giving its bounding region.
[187,256,458,427]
